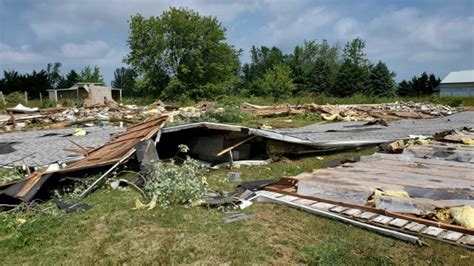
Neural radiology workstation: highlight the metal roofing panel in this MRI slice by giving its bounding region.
[441,69,474,84]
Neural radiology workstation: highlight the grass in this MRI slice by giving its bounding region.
[0,147,472,264]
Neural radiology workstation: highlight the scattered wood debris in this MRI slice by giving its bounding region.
[242,101,458,121]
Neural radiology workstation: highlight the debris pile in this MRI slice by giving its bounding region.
[0,114,169,204]
[0,101,217,132]
[261,129,474,247]
[242,101,458,121]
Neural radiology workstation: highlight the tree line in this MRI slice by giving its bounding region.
[0,64,105,99]
[2,7,441,101]
[116,8,441,100]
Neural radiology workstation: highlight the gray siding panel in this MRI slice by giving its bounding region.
[439,84,474,96]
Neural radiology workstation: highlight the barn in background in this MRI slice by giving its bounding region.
[438,70,474,96]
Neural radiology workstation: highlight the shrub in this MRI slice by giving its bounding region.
[0,168,24,186]
[60,99,76,107]
[5,92,25,105]
[144,156,208,208]
[202,107,249,123]
[445,97,463,107]
[40,100,55,108]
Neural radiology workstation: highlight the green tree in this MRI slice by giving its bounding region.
[343,37,367,65]
[369,61,396,97]
[397,80,415,96]
[78,65,104,83]
[332,38,370,97]
[289,40,340,95]
[242,46,285,96]
[0,69,50,98]
[46,62,62,89]
[57,70,79,88]
[261,64,295,100]
[398,73,440,96]
[309,56,332,94]
[428,74,441,93]
[112,67,137,96]
[126,7,241,99]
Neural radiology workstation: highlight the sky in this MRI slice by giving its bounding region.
[0,0,473,84]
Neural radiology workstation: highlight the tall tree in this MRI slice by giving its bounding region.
[0,70,50,99]
[290,40,340,94]
[428,74,441,93]
[126,7,241,99]
[261,64,295,100]
[57,70,79,88]
[111,67,137,96]
[343,37,367,66]
[413,72,429,96]
[242,46,285,96]
[332,38,370,97]
[309,57,332,94]
[46,62,63,89]
[78,65,104,83]
[369,61,396,97]
[397,80,415,96]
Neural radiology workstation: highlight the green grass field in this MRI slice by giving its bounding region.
[1,148,472,264]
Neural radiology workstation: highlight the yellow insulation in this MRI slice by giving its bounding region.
[450,206,474,229]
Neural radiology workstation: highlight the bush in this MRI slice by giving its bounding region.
[144,156,208,208]
[202,107,249,123]
[5,92,25,105]
[40,100,55,108]
[430,96,470,107]
[0,168,24,186]
[446,97,463,107]
[60,99,77,107]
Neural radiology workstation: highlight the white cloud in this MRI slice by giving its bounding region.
[61,40,110,59]
[334,18,361,40]
[260,6,337,46]
[0,43,44,64]
[332,7,474,65]
[2,1,473,82]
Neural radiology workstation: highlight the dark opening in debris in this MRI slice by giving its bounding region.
[0,142,19,154]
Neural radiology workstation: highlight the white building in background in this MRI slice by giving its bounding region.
[48,83,122,106]
[438,69,474,96]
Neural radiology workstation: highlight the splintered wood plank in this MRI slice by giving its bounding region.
[312,167,474,190]
[389,218,409,228]
[310,202,335,210]
[355,212,378,220]
[404,222,426,233]
[423,226,444,237]
[354,161,473,180]
[443,231,464,241]
[293,198,317,206]
[277,195,300,202]
[330,206,348,213]
[373,153,474,169]
[407,144,474,153]
[459,235,474,246]
[359,157,472,173]
[343,208,362,216]
[372,215,393,225]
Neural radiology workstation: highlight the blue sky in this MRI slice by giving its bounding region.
[1,0,473,84]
